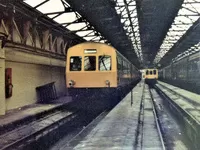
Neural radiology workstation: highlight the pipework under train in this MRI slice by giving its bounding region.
[159,51,200,94]
[66,42,141,108]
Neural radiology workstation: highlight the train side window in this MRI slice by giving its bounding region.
[150,71,153,75]
[117,57,122,70]
[99,55,111,71]
[84,56,96,71]
[70,56,82,71]
[153,70,157,75]
[146,70,149,75]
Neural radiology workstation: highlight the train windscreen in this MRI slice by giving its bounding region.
[84,56,96,71]
[99,55,111,71]
[70,56,82,71]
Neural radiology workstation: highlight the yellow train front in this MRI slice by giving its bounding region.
[144,69,158,85]
[66,42,140,109]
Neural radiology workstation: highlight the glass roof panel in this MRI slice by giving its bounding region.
[24,0,47,7]
[172,41,200,62]
[83,36,96,41]
[92,36,101,40]
[23,0,104,42]
[53,13,77,23]
[114,0,143,62]
[99,40,106,43]
[47,14,58,18]
[66,22,87,31]
[128,6,135,10]
[76,30,94,37]
[36,0,64,13]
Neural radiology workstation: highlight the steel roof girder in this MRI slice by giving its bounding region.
[64,0,140,67]
[160,17,200,66]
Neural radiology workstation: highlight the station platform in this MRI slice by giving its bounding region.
[157,81,200,120]
[61,82,144,150]
[0,96,72,135]
[156,81,200,149]
[158,81,200,105]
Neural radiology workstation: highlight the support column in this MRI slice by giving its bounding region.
[0,41,5,115]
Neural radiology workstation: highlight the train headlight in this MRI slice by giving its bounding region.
[69,80,75,87]
[105,80,110,87]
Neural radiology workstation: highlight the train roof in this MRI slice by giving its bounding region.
[68,42,116,50]
[143,68,158,70]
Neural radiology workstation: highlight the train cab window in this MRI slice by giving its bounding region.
[99,55,111,71]
[84,56,96,71]
[70,56,82,71]
[146,70,149,75]
[153,70,157,75]
[150,71,153,75]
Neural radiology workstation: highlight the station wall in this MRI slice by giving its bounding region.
[5,49,66,111]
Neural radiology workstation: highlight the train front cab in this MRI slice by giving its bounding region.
[145,69,158,85]
[66,43,119,110]
[66,43,117,89]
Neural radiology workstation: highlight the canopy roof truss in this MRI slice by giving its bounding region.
[154,0,200,66]
[172,41,200,63]
[24,0,107,43]
[114,0,143,63]
[22,0,141,67]
[136,0,183,67]
[9,0,200,68]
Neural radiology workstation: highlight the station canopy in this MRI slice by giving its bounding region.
[21,0,200,68]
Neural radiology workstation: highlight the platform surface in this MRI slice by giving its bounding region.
[158,81,200,105]
[157,81,200,122]
[69,82,144,150]
[0,96,71,130]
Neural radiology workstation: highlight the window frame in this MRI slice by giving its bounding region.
[98,55,112,71]
[69,56,82,71]
[153,70,157,75]
[84,56,97,71]
[146,70,149,75]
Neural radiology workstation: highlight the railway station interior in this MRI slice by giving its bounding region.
[0,0,200,149]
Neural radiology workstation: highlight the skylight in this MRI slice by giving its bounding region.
[24,0,104,42]
[53,13,77,23]
[114,0,143,62]
[172,42,200,62]
[154,0,200,64]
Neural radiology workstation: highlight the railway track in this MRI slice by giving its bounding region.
[0,101,114,150]
[0,110,78,150]
[0,83,192,150]
[149,87,166,150]
[135,84,166,150]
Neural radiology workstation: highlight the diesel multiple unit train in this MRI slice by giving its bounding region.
[66,42,141,108]
[143,69,158,85]
[159,51,200,94]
